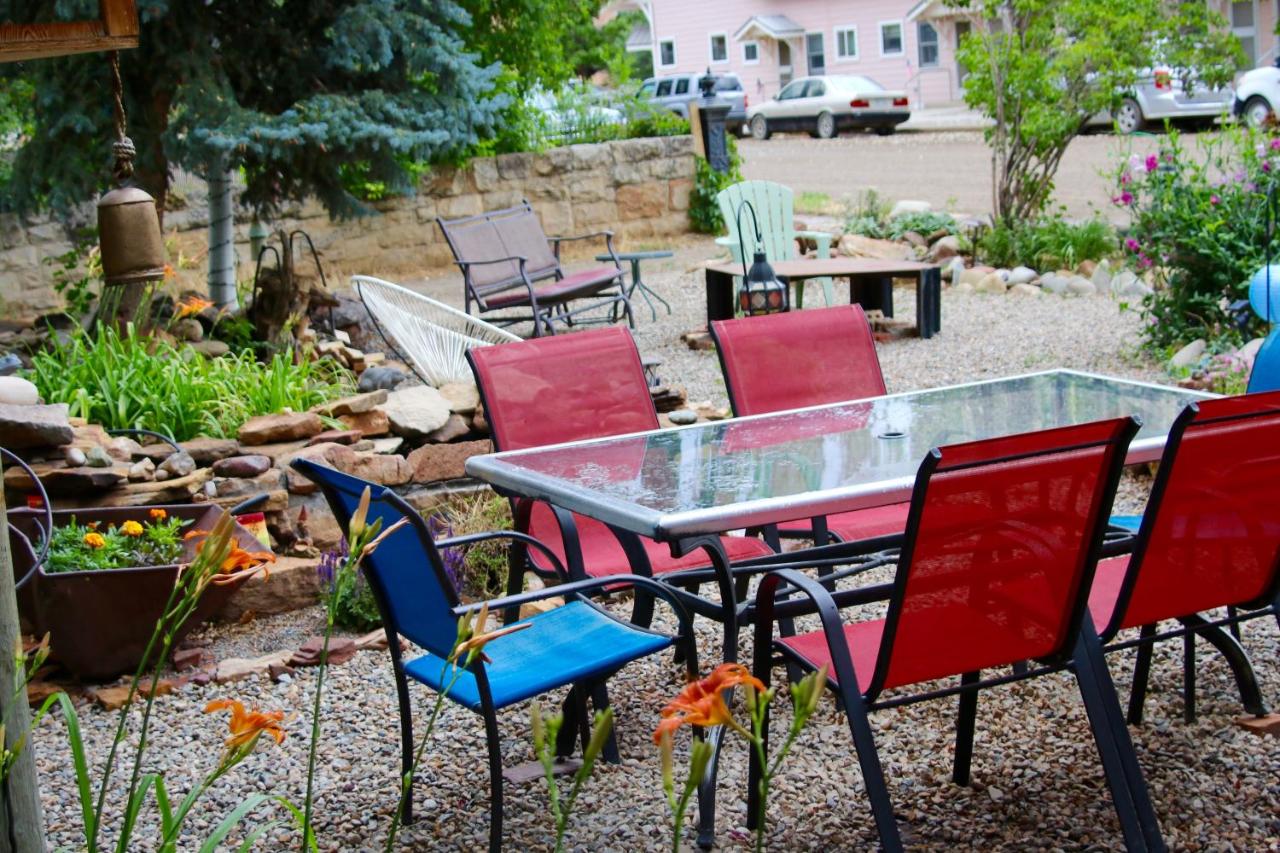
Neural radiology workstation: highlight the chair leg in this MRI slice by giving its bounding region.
[952,671,980,786]
[1127,624,1157,725]
[482,704,504,853]
[1227,605,1242,641]
[556,687,581,758]
[1073,632,1165,852]
[1183,628,1197,724]
[839,685,903,851]
[590,682,622,764]
[1181,615,1268,717]
[393,662,416,824]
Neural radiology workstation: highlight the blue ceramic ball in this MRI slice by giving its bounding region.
[1249,265,1280,322]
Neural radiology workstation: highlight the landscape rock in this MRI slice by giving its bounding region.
[104,435,142,462]
[1007,266,1038,286]
[1065,277,1098,297]
[137,438,239,466]
[929,235,961,262]
[128,458,155,482]
[84,446,114,468]
[1239,337,1267,362]
[667,409,697,425]
[407,439,491,483]
[338,409,390,438]
[215,650,295,684]
[837,234,912,261]
[190,340,230,358]
[1040,273,1070,295]
[0,376,39,406]
[471,407,489,435]
[1009,283,1042,297]
[358,365,410,393]
[289,637,357,668]
[158,451,197,479]
[958,266,993,288]
[37,466,125,494]
[212,454,272,478]
[975,273,1008,295]
[324,445,411,486]
[438,382,481,415]
[1170,339,1207,369]
[1090,259,1113,292]
[368,437,405,454]
[171,318,203,342]
[1076,259,1098,278]
[238,411,324,445]
[1110,270,1153,298]
[0,402,72,449]
[311,390,388,418]
[381,386,451,440]
[427,413,472,443]
[889,199,931,218]
[64,447,86,467]
[308,429,363,446]
[945,257,966,284]
[900,230,927,249]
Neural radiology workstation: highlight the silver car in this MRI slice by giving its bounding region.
[1093,68,1232,134]
[640,73,748,133]
[746,75,910,139]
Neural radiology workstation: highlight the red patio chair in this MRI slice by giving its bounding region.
[1089,390,1280,725]
[710,305,909,546]
[752,417,1166,851]
[467,327,775,627]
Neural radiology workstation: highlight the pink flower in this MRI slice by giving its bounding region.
[1138,252,1154,269]
[1145,155,1159,172]
[1120,172,1132,185]
[1117,190,1134,206]
[1271,138,1280,151]
[1264,161,1273,173]
[1124,237,1141,252]
[1210,195,1221,205]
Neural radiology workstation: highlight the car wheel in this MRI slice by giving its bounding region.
[815,112,837,139]
[750,115,770,140]
[1114,98,1144,135]
[873,127,895,136]
[1245,96,1273,129]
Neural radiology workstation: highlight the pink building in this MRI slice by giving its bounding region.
[607,0,1280,109]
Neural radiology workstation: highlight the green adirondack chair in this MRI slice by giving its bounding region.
[715,180,835,310]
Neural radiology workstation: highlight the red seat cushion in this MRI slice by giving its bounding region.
[1087,555,1131,634]
[484,267,621,308]
[526,501,773,578]
[777,618,885,694]
[778,502,910,541]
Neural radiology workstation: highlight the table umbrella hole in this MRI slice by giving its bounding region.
[878,431,907,439]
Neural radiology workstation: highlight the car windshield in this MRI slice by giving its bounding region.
[639,81,656,96]
[715,75,742,92]
[831,75,886,93]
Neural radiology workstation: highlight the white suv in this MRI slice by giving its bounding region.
[1234,62,1280,127]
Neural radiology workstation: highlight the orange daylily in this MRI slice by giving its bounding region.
[204,698,286,749]
[653,663,765,744]
[450,602,531,665]
[185,529,276,576]
[175,295,213,318]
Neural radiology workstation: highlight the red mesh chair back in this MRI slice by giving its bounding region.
[467,326,659,451]
[870,418,1138,695]
[1107,391,1280,633]
[711,305,887,416]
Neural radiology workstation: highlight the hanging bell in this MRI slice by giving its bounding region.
[98,184,166,286]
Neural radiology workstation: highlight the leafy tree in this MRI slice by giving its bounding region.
[953,0,1242,224]
[0,0,505,221]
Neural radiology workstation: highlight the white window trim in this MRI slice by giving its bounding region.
[917,21,939,67]
[742,39,760,64]
[879,20,904,57]
[708,32,729,65]
[658,39,677,68]
[833,25,859,62]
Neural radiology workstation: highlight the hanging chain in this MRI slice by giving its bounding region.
[108,51,136,184]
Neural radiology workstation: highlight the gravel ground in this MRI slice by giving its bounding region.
[32,244,1280,851]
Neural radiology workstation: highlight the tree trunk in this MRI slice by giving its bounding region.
[0,472,47,853]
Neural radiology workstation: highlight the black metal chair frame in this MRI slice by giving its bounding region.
[297,466,699,852]
[1095,402,1280,726]
[748,422,1168,852]
[437,200,633,337]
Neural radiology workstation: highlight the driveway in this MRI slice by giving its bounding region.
[737,130,1168,220]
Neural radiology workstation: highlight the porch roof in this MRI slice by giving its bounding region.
[907,0,971,21]
[732,14,805,42]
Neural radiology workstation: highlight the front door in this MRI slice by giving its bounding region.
[955,21,971,87]
[778,40,793,88]
[806,32,825,76]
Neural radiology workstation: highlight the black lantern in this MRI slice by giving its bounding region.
[735,200,788,315]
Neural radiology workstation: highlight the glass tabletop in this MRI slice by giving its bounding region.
[465,370,1214,541]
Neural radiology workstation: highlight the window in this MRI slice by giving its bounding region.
[639,80,656,97]
[918,22,939,67]
[674,77,690,95]
[743,40,759,64]
[1232,1,1257,66]
[714,74,742,92]
[778,80,806,100]
[834,26,858,61]
[658,39,675,67]
[880,21,903,56]
[656,79,673,96]
[709,33,728,64]
[805,32,825,75]
[804,80,826,98]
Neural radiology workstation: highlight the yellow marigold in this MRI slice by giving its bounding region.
[149,508,167,521]
[120,520,144,537]
[83,532,106,549]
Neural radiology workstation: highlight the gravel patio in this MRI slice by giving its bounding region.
[33,237,1280,850]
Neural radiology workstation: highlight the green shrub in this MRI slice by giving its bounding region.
[26,324,354,442]
[427,492,514,601]
[979,214,1117,272]
[842,190,891,238]
[689,137,743,234]
[1119,126,1279,350]
[885,211,956,241]
[319,542,383,632]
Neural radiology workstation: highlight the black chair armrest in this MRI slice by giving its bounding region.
[547,231,614,243]
[436,530,568,580]
[455,255,528,268]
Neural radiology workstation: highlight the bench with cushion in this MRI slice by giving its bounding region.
[437,200,633,337]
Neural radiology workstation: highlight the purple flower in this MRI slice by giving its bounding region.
[1210,194,1221,205]
[1235,170,1248,183]
[1138,252,1154,269]
[1113,191,1134,206]
[1271,138,1280,151]
[1124,237,1140,252]
[427,515,464,590]
[317,539,350,590]
[1120,171,1132,185]
[1145,154,1159,172]
[1264,161,1273,173]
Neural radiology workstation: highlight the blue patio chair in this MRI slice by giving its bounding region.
[291,458,697,852]
[1246,327,1280,393]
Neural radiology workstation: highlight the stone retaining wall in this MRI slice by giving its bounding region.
[0,135,696,318]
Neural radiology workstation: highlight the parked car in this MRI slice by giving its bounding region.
[1233,62,1280,127]
[639,73,748,133]
[745,75,910,140]
[1088,67,1232,134]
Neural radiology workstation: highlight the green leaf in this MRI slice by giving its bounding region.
[197,794,273,853]
[54,692,97,846]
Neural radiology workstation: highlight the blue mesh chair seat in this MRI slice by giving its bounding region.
[291,458,696,853]
[404,600,671,711]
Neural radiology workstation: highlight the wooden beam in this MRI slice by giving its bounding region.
[0,0,139,63]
